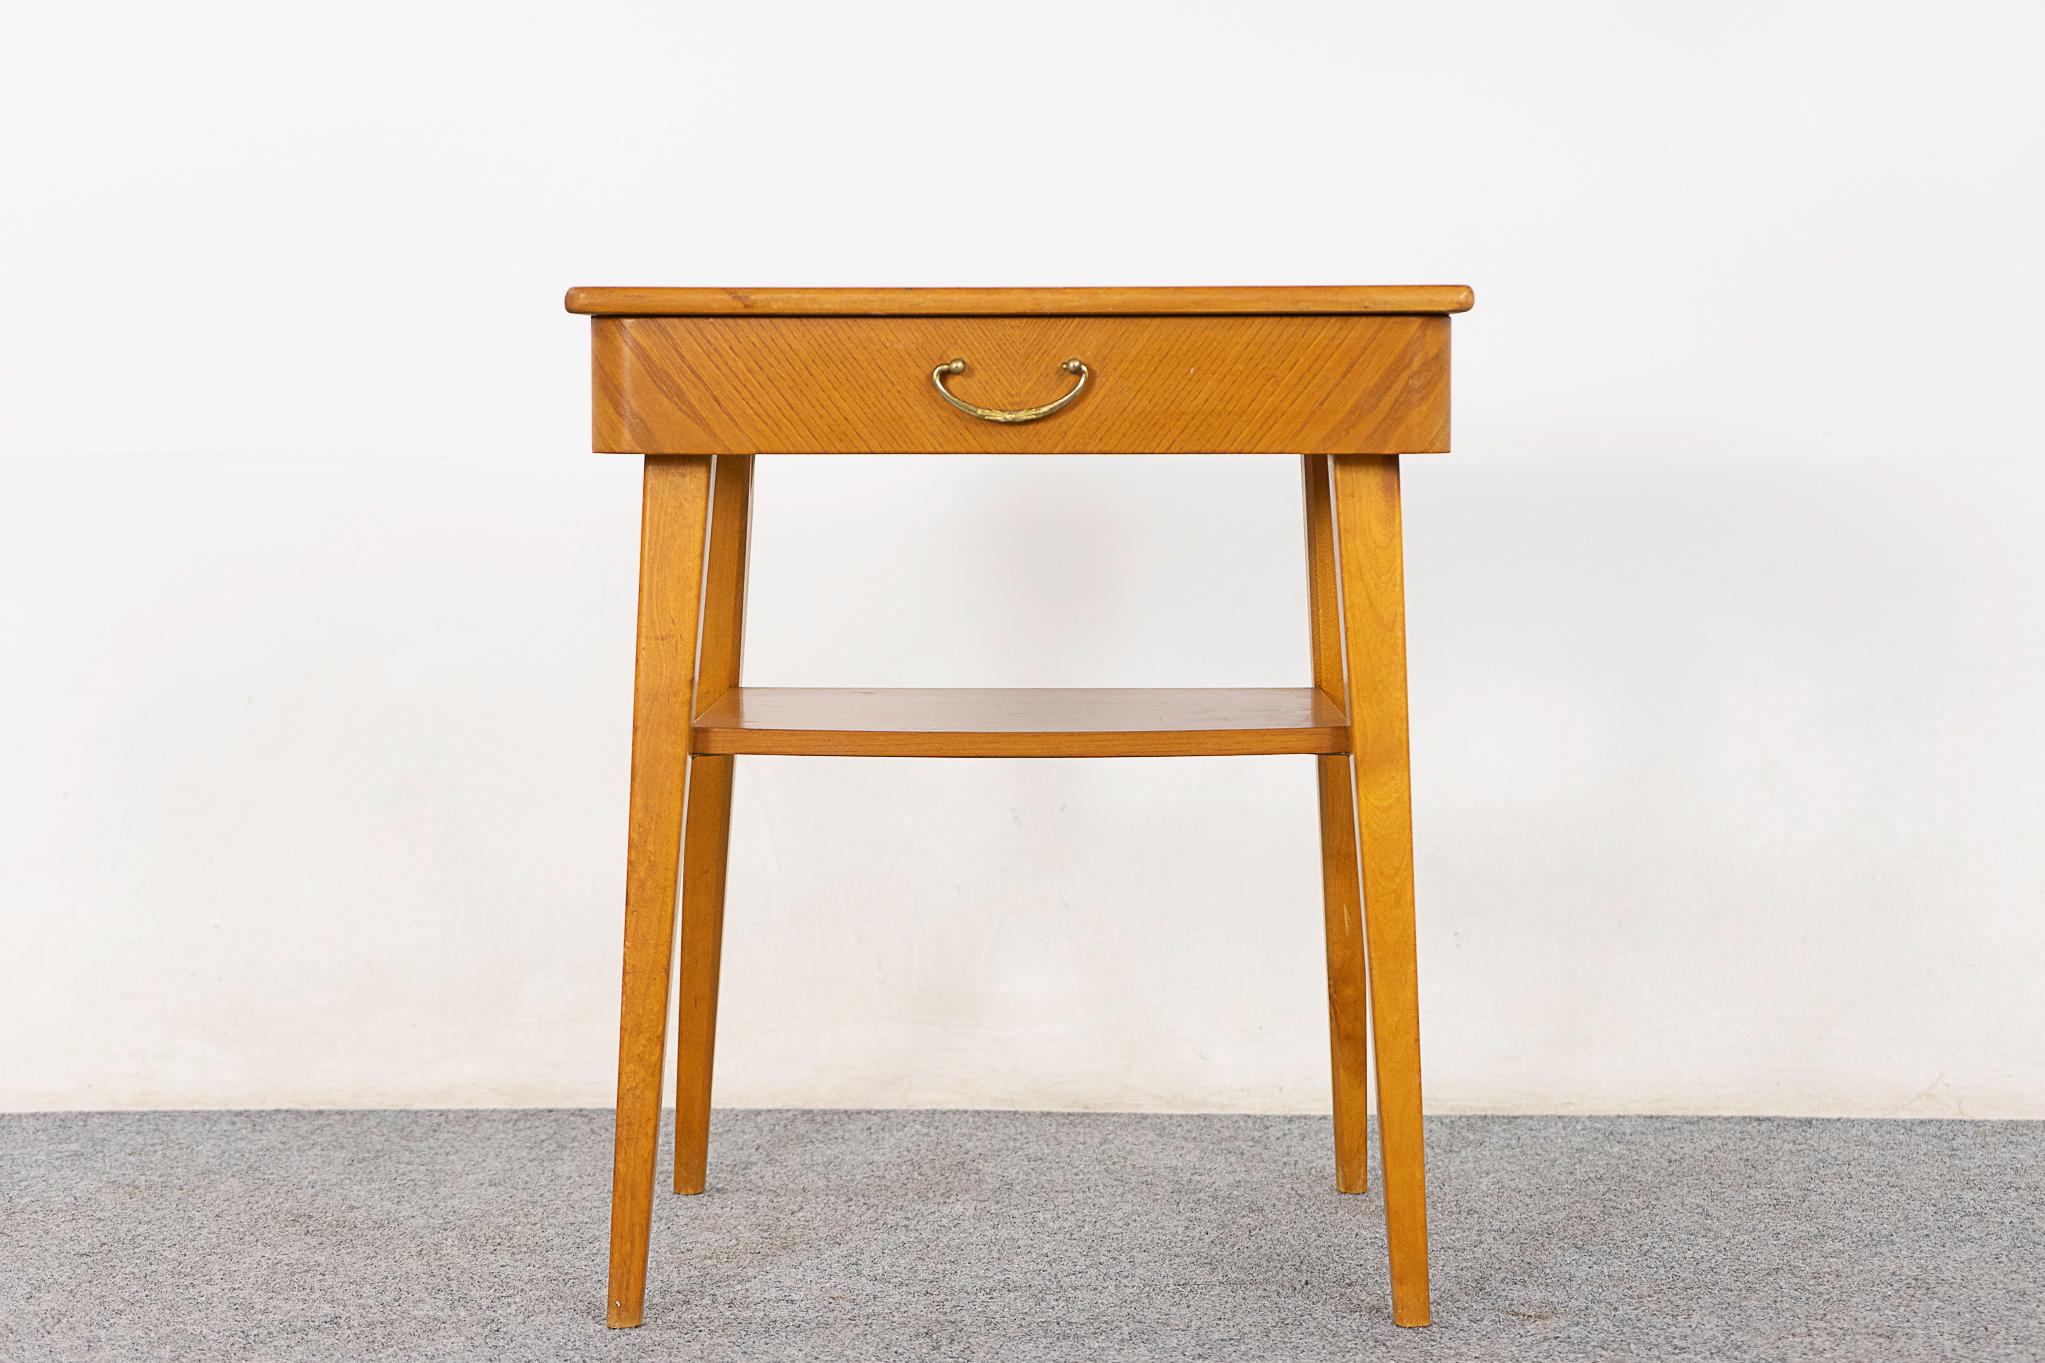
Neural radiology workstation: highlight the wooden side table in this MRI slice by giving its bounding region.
[565,285,1474,1330]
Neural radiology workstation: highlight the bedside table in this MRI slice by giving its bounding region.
[565,284,1473,1329]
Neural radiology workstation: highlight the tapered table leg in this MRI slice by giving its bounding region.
[673,455,753,1195]
[606,455,714,1328]
[1330,454,1431,1328]
[1302,455,1370,1194]
[673,756,733,1193]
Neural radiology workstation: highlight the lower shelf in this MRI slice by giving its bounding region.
[690,687,1351,758]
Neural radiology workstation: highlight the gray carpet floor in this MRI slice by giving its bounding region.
[1,1111,2039,1362]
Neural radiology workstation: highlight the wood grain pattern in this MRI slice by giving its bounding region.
[673,455,753,1196]
[567,285,1474,317]
[1330,454,1431,1328]
[590,315,1449,455]
[607,455,714,1329]
[690,687,1349,758]
[1303,454,1370,1195]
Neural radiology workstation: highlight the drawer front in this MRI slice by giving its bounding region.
[590,314,1449,455]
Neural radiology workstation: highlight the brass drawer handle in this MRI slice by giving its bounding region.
[931,357,1089,424]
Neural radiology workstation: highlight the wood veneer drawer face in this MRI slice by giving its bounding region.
[589,314,1450,455]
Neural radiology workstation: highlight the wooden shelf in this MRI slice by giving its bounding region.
[690,687,1350,758]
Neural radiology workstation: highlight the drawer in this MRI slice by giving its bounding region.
[583,312,1452,456]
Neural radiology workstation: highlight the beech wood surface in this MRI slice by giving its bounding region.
[606,456,713,1329]
[690,687,1349,758]
[567,285,1473,317]
[1303,454,1371,1195]
[1331,454,1431,1327]
[673,454,753,1196]
[590,315,1449,455]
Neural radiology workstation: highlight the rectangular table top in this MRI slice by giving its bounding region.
[564,286,1474,317]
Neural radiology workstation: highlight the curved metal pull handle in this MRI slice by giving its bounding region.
[931,357,1089,424]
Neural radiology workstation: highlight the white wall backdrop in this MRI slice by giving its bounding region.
[3,1,2042,1117]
